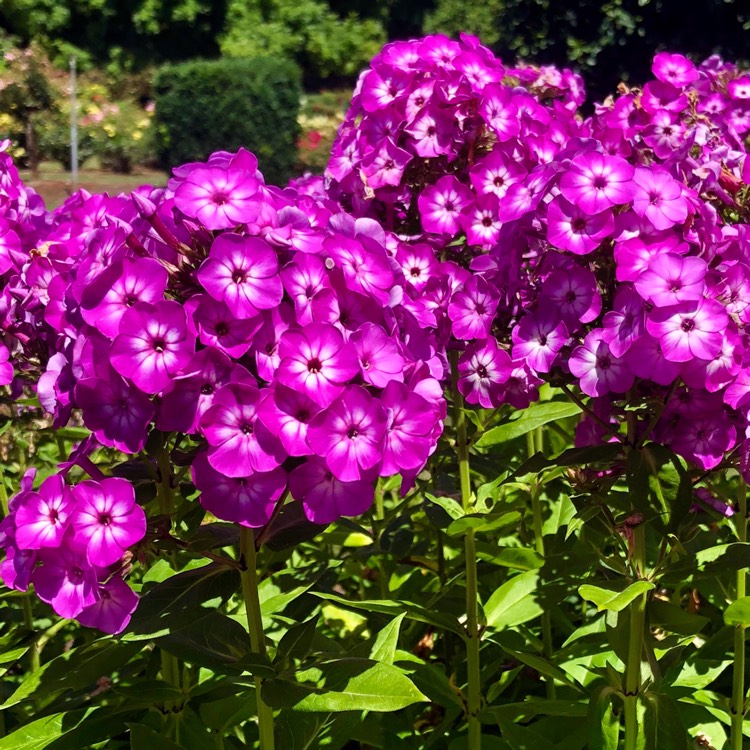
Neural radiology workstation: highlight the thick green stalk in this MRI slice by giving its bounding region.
[449,351,481,749]
[527,429,555,699]
[240,527,275,750]
[21,596,40,674]
[624,524,647,750]
[731,477,747,750]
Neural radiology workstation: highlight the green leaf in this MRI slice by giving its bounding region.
[262,658,427,712]
[579,581,654,613]
[126,563,240,638]
[0,714,65,750]
[155,611,255,674]
[311,592,464,636]
[664,658,732,691]
[484,570,543,631]
[370,613,405,665]
[642,692,689,750]
[275,616,319,665]
[424,493,465,520]
[2,640,142,709]
[587,685,619,750]
[488,547,544,571]
[724,597,750,626]
[482,698,586,723]
[502,650,582,692]
[127,724,185,750]
[696,543,750,572]
[447,510,522,537]
[648,600,708,636]
[476,401,581,447]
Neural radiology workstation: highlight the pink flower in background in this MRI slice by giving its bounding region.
[419,175,473,235]
[76,577,139,635]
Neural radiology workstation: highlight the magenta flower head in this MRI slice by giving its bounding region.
[258,384,320,457]
[569,329,634,397]
[173,165,261,230]
[651,52,699,88]
[631,167,689,230]
[76,577,139,635]
[350,322,405,388]
[198,233,283,319]
[70,478,147,567]
[646,298,729,363]
[418,175,474,236]
[277,323,360,407]
[32,545,99,619]
[511,305,569,373]
[14,474,75,549]
[380,381,438,476]
[192,453,286,527]
[634,252,706,307]
[546,196,614,255]
[110,300,195,394]
[307,385,387,482]
[289,457,375,525]
[200,382,286,477]
[448,276,500,340]
[559,152,635,213]
[0,343,13,386]
[458,338,513,408]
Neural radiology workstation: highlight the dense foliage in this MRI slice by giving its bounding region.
[152,57,302,184]
[0,31,749,750]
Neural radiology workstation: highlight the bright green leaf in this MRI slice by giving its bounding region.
[724,597,750,627]
[484,570,543,630]
[476,401,581,447]
[579,581,654,613]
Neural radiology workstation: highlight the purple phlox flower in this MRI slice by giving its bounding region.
[254,304,294,383]
[646,298,728,362]
[32,543,98,619]
[289,457,375,525]
[448,276,500,340]
[405,108,454,157]
[470,149,526,199]
[546,196,614,255]
[418,35,461,69]
[158,346,251,433]
[173,165,261,230]
[404,79,435,120]
[461,193,502,247]
[0,342,12,386]
[691,488,735,518]
[641,110,685,160]
[188,294,262,359]
[501,360,543,410]
[613,234,685,282]
[569,329,634,397]
[350,322,405,388]
[497,166,555,223]
[652,52,699,88]
[559,152,635,213]
[306,384,387,482]
[418,175,474,236]
[539,266,602,330]
[511,304,569,373]
[14,474,75,549]
[379,380,437,476]
[626,334,683,386]
[192,452,286,527]
[197,233,282,319]
[71,478,146,567]
[323,235,394,305]
[632,167,690,230]
[277,322,360,407]
[457,337,513,408]
[396,243,438,291]
[200,382,286,477]
[728,75,750,101]
[281,253,332,327]
[80,256,168,338]
[682,327,742,392]
[0,219,21,274]
[669,410,736,471]
[479,84,520,141]
[601,286,646,358]
[454,50,504,90]
[75,366,155,454]
[257,384,320,456]
[634,252,707,307]
[717,263,750,321]
[361,138,413,188]
[640,81,688,115]
[110,300,195,394]
[77,576,139,635]
[360,68,412,112]
[1,545,36,592]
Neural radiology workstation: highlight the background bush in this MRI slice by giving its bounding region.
[153,57,302,185]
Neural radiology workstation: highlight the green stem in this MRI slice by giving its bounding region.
[731,476,747,750]
[624,524,647,750]
[527,429,555,699]
[21,596,40,674]
[240,527,275,750]
[450,351,481,749]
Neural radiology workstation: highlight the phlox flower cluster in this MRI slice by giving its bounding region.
[0,470,143,633]
[330,39,750,474]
